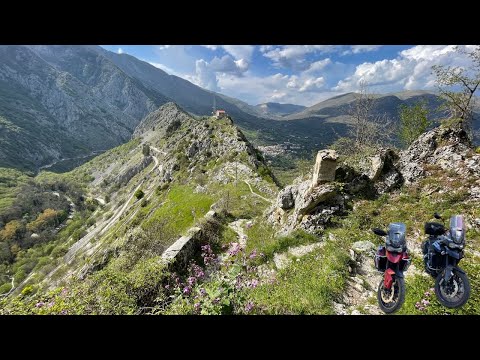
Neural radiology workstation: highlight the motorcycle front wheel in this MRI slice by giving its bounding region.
[377,277,405,314]
[435,267,470,308]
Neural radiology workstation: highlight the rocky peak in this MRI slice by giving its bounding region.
[133,102,191,137]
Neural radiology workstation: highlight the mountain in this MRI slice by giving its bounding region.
[0,45,170,171]
[286,90,446,121]
[98,48,266,121]
[1,45,478,175]
[0,45,284,172]
[255,102,306,117]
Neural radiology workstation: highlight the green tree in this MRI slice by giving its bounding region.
[142,144,150,157]
[134,189,145,200]
[399,101,431,147]
[432,46,480,139]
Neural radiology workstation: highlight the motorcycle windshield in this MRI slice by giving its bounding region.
[388,222,406,248]
[449,215,465,245]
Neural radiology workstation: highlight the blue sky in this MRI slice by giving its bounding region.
[101,45,474,106]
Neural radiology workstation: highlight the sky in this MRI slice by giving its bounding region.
[101,45,476,107]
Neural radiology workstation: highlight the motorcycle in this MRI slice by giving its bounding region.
[423,213,470,308]
[373,223,410,313]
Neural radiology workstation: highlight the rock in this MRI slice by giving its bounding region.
[194,184,207,193]
[297,184,337,215]
[369,154,384,181]
[335,164,357,183]
[351,310,362,315]
[277,186,295,210]
[31,233,40,239]
[352,241,375,254]
[311,149,338,187]
[398,124,471,184]
[115,155,153,186]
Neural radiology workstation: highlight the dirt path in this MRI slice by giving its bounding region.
[63,154,159,263]
[26,154,161,291]
[243,180,272,203]
[228,219,250,246]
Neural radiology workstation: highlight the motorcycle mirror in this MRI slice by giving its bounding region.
[434,212,442,219]
[372,228,387,236]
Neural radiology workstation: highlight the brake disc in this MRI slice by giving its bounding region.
[381,282,396,303]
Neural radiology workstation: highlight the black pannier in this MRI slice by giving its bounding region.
[424,222,445,236]
[374,245,387,272]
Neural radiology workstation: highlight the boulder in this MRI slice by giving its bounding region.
[297,184,337,215]
[311,149,338,187]
[277,186,295,210]
[352,241,375,254]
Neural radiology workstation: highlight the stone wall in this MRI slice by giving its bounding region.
[161,210,218,272]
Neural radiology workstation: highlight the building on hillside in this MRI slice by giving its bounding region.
[215,110,226,119]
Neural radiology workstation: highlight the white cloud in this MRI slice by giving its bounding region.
[201,45,255,61]
[261,45,341,70]
[158,45,171,50]
[209,55,249,76]
[194,59,219,91]
[117,48,123,54]
[334,45,474,93]
[302,58,332,76]
[217,72,334,106]
[222,45,255,61]
[343,45,383,55]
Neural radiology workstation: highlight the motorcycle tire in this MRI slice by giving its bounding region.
[377,276,405,314]
[435,267,470,308]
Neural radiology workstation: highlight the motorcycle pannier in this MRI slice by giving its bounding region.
[386,222,406,252]
[374,245,387,272]
[425,222,445,236]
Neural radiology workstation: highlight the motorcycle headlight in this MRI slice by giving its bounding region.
[452,229,464,244]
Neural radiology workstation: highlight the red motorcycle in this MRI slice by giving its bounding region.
[373,223,410,313]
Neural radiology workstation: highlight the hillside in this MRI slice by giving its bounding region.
[0,103,279,312]
[286,90,446,122]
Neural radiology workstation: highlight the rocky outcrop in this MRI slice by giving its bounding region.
[115,155,153,186]
[369,149,403,194]
[133,102,192,138]
[269,146,406,234]
[268,149,345,234]
[398,124,474,184]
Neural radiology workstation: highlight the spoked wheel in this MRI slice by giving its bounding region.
[435,268,470,308]
[377,277,405,314]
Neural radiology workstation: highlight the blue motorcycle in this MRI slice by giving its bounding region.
[423,213,470,308]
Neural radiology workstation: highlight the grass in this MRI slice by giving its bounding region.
[250,240,350,314]
[142,185,214,237]
[246,224,318,261]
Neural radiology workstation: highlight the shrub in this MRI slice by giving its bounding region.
[21,285,34,296]
[0,282,12,294]
[134,189,145,200]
